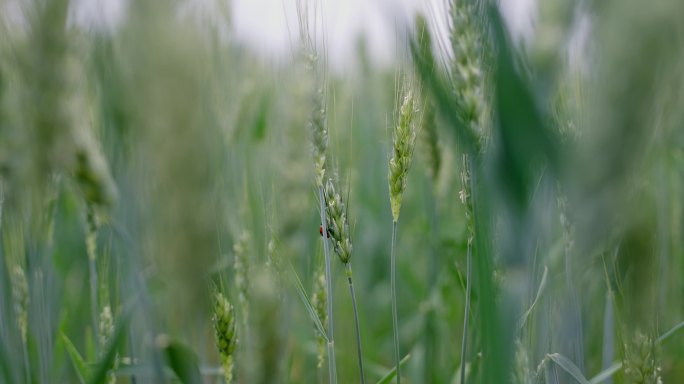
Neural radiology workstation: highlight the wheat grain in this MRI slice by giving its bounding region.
[389,89,418,223]
[213,292,238,384]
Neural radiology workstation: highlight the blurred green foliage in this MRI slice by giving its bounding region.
[0,0,683,383]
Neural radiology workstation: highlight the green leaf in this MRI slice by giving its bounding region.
[518,266,548,330]
[588,362,622,384]
[409,37,477,156]
[488,4,560,214]
[287,262,329,342]
[547,353,590,384]
[161,338,202,384]
[657,319,684,343]
[61,333,90,384]
[375,354,411,384]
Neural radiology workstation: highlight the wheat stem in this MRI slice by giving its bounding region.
[346,264,365,384]
[460,236,472,384]
[318,185,337,384]
[459,153,476,384]
[86,207,100,355]
[390,220,401,384]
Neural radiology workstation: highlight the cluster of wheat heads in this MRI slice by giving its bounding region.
[410,0,684,383]
[0,0,683,383]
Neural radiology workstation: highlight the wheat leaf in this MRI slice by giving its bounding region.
[547,353,590,384]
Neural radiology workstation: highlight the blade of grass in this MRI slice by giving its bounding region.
[547,353,590,384]
[657,319,684,343]
[518,266,548,330]
[589,362,622,384]
[161,338,202,384]
[287,262,329,343]
[375,354,411,384]
[61,333,89,384]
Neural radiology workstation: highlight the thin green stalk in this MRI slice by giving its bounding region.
[460,237,472,384]
[601,290,614,384]
[23,340,31,384]
[318,185,337,384]
[345,264,365,384]
[390,221,400,384]
[459,153,476,384]
[89,258,98,349]
[86,208,100,355]
[423,182,439,383]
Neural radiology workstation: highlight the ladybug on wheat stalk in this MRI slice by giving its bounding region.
[319,225,331,238]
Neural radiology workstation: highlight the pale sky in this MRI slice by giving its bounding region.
[231,0,536,71]
[7,0,539,72]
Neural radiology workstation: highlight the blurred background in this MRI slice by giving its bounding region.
[0,0,683,383]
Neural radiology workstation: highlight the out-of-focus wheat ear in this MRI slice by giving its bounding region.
[265,235,283,287]
[622,331,662,384]
[419,96,441,187]
[511,340,534,384]
[449,0,489,150]
[73,143,118,208]
[414,13,442,187]
[10,265,28,343]
[213,292,237,384]
[388,88,418,223]
[311,264,328,370]
[310,83,328,188]
[98,305,117,384]
[304,49,329,188]
[233,230,251,332]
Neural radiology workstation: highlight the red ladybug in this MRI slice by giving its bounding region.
[319,226,331,238]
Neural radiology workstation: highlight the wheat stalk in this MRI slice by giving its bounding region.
[388,86,418,384]
[298,7,337,379]
[324,177,365,383]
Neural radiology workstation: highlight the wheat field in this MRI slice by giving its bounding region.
[1,0,684,383]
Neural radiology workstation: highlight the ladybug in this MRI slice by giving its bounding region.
[319,225,331,238]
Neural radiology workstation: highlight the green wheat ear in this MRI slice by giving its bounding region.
[306,52,328,188]
[623,331,662,384]
[213,292,237,384]
[311,265,328,369]
[389,89,418,222]
[11,266,28,343]
[98,305,117,384]
[324,177,352,264]
[233,230,251,329]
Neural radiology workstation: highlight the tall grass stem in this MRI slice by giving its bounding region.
[390,220,401,384]
[423,182,439,383]
[345,264,365,384]
[460,237,472,384]
[318,185,337,384]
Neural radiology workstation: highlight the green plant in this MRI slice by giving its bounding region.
[213,292,238,384]
[324,176,365,383]
[388,86,418,384]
